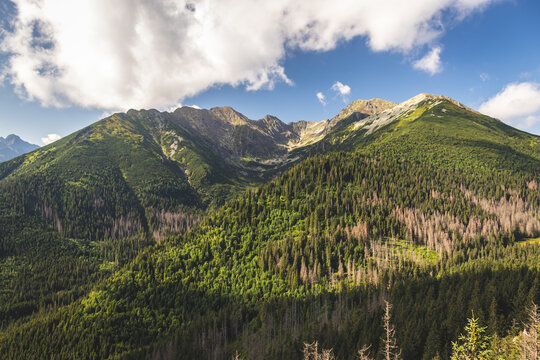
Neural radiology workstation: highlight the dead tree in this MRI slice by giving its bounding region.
[303,341,335,360]
[522,303,539,360]
[357,344,373,360]
[381,301,401,360]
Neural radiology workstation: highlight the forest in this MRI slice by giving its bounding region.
[0,98,539,359]
[1,149,539,359]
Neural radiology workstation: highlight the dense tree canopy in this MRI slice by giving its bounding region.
[0,98,538,359]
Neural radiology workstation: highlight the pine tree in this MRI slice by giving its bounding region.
[451,313,491,360]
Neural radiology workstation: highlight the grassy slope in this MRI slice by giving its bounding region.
[316,99,540,176]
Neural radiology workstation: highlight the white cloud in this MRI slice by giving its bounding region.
[166,103,202,112]
[480,72,489,82]
[331,81,351,102]
[413,46,442,75]
[165,102,183,113]
[316,92,326,105]
[41,133,61,145]
[524,115,540,128]
[0,0,495,110]
[479,82,540,128]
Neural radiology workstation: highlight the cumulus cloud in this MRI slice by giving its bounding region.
[331,81,351,101]
[413,46,443,75]
[479,82,540,128]
[41,133,61,145]
[0,0,495,110]
[164,102,182,113]
[316,92,326,105]
[524,115,540,128]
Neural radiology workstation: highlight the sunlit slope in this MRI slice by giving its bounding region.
[308,94,540,176]
[1,110,538,358]
[0,93,539,359]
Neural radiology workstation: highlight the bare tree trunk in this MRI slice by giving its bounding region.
[357,344,373,360]
[303,341,335,360]
[522,303,539,360]
[382,300,401,360]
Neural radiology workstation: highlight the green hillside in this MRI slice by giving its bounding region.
[308,94,540,176]
[0,101,339,329]
[0,108,270,328]
[1,95,538,359]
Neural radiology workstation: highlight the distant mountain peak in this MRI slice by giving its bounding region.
[258,115,288,130]
[261,114,283,123]
[0,134,39,162]
[344,98,397,115]
[5,133,21,141]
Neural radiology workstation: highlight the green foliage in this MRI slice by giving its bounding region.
[451,314,491,360]
[0,98,538,359]
[0,211,152,328]
[0,148,538,359]
[311,100,540,178]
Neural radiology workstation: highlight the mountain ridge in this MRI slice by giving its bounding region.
[0,92,539,359]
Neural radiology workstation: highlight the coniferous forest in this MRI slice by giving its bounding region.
[0,96,539,359]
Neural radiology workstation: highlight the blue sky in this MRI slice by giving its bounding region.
[0,0,540,146]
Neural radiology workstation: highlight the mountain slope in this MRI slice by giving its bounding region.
[308,93,540,176]
[0,99,397,243]
[1,94,538,359]
[0,134,38,162]
[2,152,537,359]
[0,101,381,327]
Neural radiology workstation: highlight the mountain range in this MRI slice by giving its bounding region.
[0,134,38,162]
[0,93,538,359]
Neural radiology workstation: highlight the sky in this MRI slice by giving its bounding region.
[0,0,539,146]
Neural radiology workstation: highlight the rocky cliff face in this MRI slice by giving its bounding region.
[160,99,397,160]
[161,98,398,160]
[329,98,397,127]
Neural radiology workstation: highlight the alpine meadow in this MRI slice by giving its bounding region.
[0,1,539,360]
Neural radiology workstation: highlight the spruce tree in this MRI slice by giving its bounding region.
[451,313,491,360]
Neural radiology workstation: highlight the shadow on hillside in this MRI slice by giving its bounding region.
[32,266,534,360]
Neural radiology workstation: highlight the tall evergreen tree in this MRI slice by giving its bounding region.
[451,314,491,360]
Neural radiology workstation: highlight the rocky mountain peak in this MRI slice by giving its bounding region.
[345,93,476,136]
[210,106,250,125]
[330,98,397,127]
[404,93,475,112]
[4,134,22,145]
